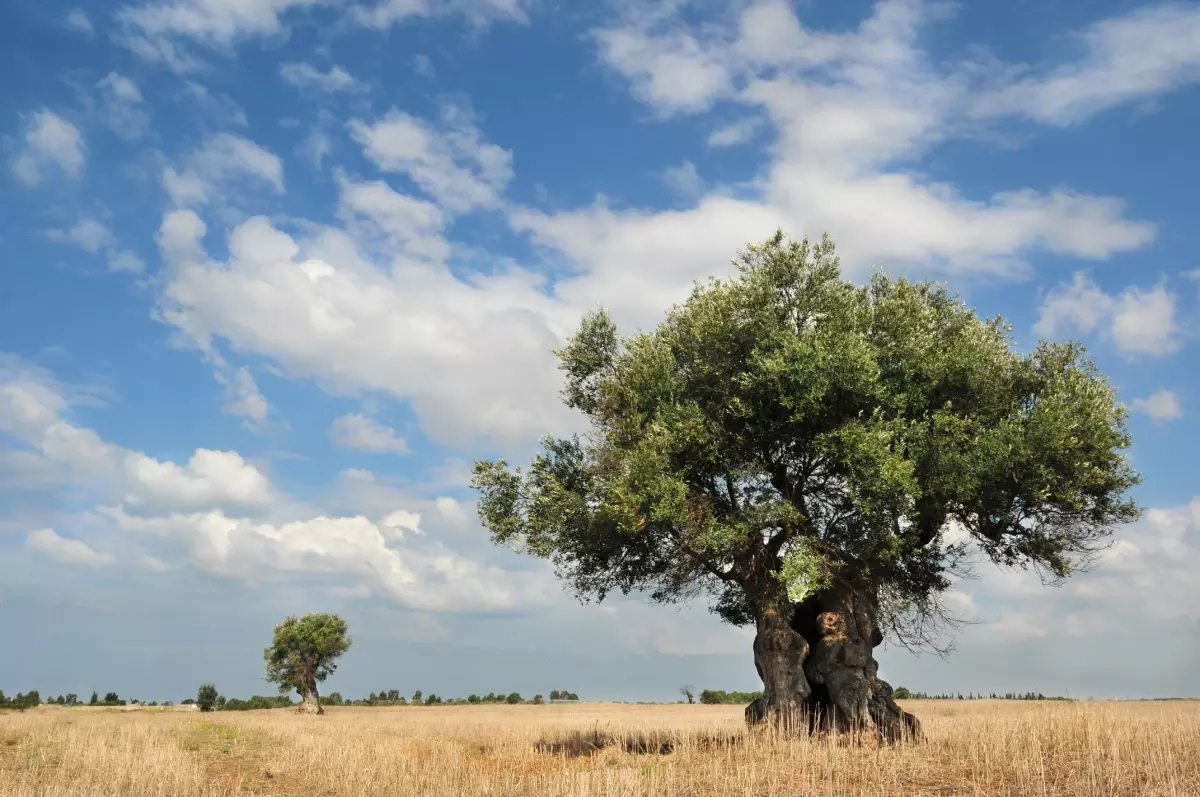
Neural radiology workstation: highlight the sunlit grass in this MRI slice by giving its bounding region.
[2,699,1198,796]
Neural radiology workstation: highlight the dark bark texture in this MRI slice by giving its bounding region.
[746,585,921,743]
[297,682,323,715]
[749,605,811,730]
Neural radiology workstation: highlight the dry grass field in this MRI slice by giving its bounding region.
[3,699,1199,797]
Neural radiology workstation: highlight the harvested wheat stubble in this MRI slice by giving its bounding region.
[2,700,1199,797]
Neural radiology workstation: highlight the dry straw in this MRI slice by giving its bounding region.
[3,699,1199,796]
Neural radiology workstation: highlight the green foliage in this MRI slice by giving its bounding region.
[102,692,124,706]
[89,691,98,706]
[196,683,218,713]
[891,688,1071,701]
[533,694,544,705]
[548,690,579,701]
[363,690,406,706]
[698,689,763,705]
[471,232,1140,643]
[220,695,294,711]
[263,614,351,698]
[0,690,41,711]
[506,692,522,704]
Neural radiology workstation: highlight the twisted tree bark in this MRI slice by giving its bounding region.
[746,584,921,743]
[297,683,323,714]
[746,604,811,729]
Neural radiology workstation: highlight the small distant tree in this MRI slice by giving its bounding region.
[412,690,423,705]
[217,695,227,709]
[326,692,343,706]
[181,698,195,705]
[89,691,98,706]
[532,694,544,705]
[103,692,121,706]
[264,613,352,715]
[197,683,219,712]
[506,692,522,704]
[893,687,912,700]
[680,685,695,704]
[468,694,481,704]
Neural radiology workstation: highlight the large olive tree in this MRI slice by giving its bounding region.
[472,233,1139,741]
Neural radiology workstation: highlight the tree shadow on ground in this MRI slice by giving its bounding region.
[534,729,746,758]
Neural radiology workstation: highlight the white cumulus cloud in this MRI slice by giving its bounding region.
[0,356,276,514]
[280,62,361,93]
[163,133,284,207]
[96,72,149,139]
[10,110,86,186]
[26,528,114,568]
[1035,272,1180,358]
[44,218,145,273]
[348,105,513,214]
[330,413,410,454]
[1130,389,1183,424]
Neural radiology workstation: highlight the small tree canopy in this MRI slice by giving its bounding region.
[196,683,218,712]
[264,614,351,696]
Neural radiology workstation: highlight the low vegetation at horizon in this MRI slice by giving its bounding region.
[3,699,1200,796]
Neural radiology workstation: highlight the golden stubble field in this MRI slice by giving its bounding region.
[3,699,1199,797]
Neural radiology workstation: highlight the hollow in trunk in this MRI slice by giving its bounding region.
[746,584,921,743]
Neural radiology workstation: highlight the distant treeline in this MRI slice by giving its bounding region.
[892,688,1072,701]
[689,688,1074,705]
[2,688,583,711]
[0,690,42,710]
[698,689,764,705]
[4,691,143,709]
[320,689,580,707]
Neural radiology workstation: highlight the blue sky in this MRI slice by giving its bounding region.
[2,0,1199,703]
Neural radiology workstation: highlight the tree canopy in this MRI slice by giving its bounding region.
[471,232,1139,734]
[196,683,218,712]
[264,614,351,713]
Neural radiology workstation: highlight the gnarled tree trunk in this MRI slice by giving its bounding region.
[297,682,323,715]
[746,582,921,743]
[745,603,811,730]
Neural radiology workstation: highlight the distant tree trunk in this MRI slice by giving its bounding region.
[297,678,323,715]
[745,602,811,730]
[746,581,921,743]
